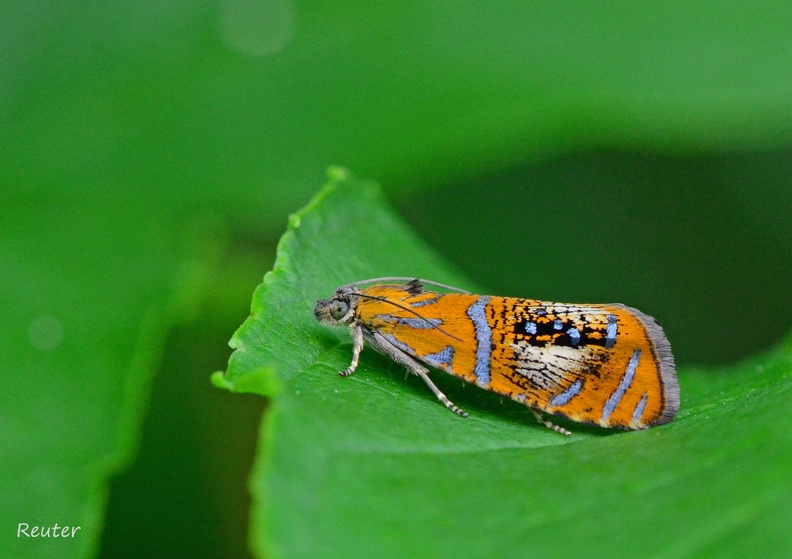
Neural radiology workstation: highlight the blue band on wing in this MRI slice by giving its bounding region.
[423,345,455,369]
[396,317,442,329]
[602,349,641,423]
[466,297,492,388]
[550,378,584,406]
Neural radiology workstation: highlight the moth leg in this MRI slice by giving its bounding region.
[340,323,364,377]
[531,409,572,437]
[413,368,469,418]
[372,332,468,418]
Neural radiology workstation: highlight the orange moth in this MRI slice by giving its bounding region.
[314,278,679,435]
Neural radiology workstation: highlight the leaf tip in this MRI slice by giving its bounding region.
[239,366,283,396]
[326,165,351,182]
[213,365,283,396]
[288,213,301,229]
[211,370,234,391]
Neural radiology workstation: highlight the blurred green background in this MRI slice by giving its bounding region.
[2,1,791,558]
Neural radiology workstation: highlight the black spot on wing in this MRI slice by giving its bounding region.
[404,279,424,295]
[513,316,613,348]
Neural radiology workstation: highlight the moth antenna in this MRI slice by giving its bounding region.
[344,277,470,294]
[353,292,464,342]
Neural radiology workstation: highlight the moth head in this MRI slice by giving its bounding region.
[313,286,358,326]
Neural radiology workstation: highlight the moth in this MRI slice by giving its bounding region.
[314,278,679,435]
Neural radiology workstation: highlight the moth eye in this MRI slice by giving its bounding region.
[330,301,349,320]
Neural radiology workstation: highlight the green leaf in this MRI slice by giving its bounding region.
[7,1,792,228]
[222,171,792,559]
[0,199,214,559]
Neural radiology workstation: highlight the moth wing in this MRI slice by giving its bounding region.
[356,289,481,385]
[486,301,677,429]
